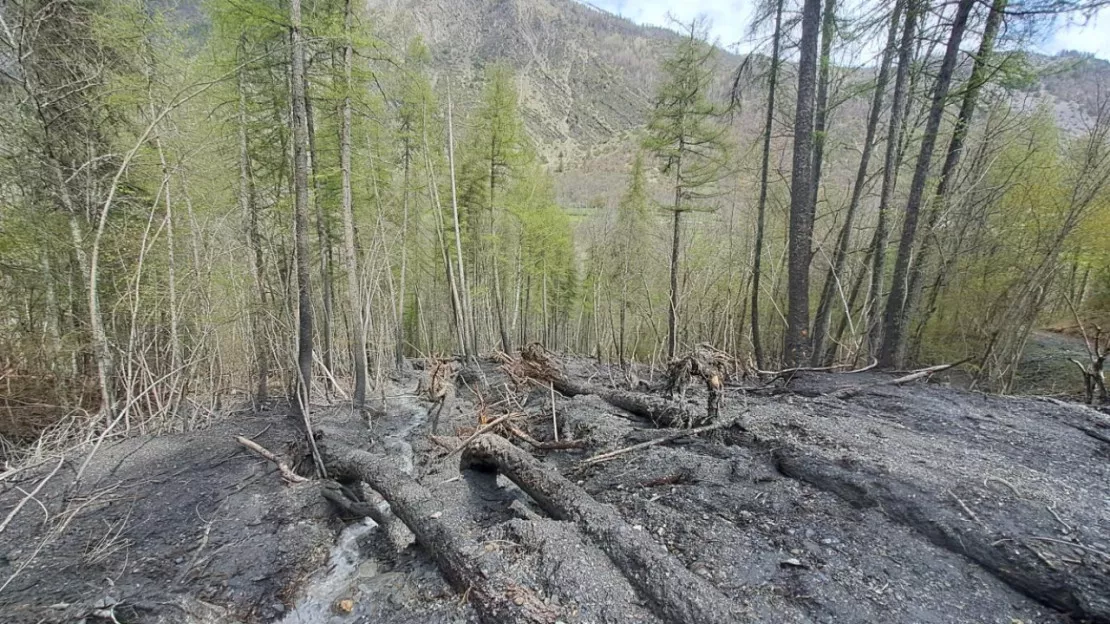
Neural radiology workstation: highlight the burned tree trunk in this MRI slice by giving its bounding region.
[316,426,559,624]
[518,344,712,427]
[550,376,700,428]
[462,434,742,624]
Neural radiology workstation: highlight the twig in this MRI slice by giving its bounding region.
[429,435,460,452]
[755,362,853,378]
[505,424,587,450]
[1022,539,1059,570]
[1024,536,1110,560]
[313,351,351,401]
[949,490,985,528]
[1046,503,1072,534]
[235,436,308,484]
[983,476,1023,498]
[0,456,64,535]
[580,412,747,467]
[550,382,559,442]
[830,358,973,399]
[441,412,515,460]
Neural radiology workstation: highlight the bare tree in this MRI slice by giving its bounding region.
[879,0,977,369]
[784,0,824,366]
[750,0,785,370]
[339,0,367,409]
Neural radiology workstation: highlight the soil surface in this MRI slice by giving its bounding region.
[2,354,1108,624]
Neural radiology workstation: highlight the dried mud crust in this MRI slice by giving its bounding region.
[413,358,1106,623]
[0,415,337,624]
[3,355,1108,624]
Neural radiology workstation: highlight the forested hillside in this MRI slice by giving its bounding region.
[1,0,1108,447]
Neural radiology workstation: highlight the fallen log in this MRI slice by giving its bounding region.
[829,358,972,399]
[321,481,414,550]
[316,426,559,624]
[550,375,701,428]
[775,448,1110,622]
[461,434,743,624]
[518,344,705,428]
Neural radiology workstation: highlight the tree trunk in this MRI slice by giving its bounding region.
[809,0,837,220]
[867,0,919,357]
[305,79,335,382]
[316,428,560,624]
[238,57,269,407]
[811,0,902,365]
[879,0,976,369]
[461,435,742,624]
[446,85,475,358]
[668,182,682,361]
[339,0,367,409]
[290,0,315,413]
[39,252,63,369]
[397,148,411,369]
[901,0,1007,342]
[154,137,181,391]
[751,0,784,370]
[784,0,823,366]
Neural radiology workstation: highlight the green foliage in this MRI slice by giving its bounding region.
[643,20,731,207]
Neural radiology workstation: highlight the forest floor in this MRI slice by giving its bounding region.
[1,352,1109,624]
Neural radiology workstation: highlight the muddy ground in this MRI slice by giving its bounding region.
[1,353,1108,623]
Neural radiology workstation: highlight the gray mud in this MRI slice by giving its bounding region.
[2,357,1108,623]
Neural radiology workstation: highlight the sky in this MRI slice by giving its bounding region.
[577,0,1110,60]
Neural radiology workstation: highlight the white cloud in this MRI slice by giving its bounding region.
[1042,8,1110,59]
[578,0,1109,60]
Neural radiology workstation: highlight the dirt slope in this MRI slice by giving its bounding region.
[1,356,1108,623]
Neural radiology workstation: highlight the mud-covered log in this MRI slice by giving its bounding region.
[518,343,704,427]
[316,426,558,624]
[461,434,742,624]
[775,449,1110,623]
[321,481,414,550]
[550,376,702,428]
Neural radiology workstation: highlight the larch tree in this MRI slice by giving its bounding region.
[613,152,651,365]
[783,0,824,366]
[811,0,904,364]
[338,0,368,409]
[902,0,1008,353]
[289,0,322,478]
[644,19,730,361]
[751,0,785,370]
[463,64,531,353]
[879,0,977,369]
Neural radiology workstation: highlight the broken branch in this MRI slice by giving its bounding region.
[580,411,747,467]
[235,436,308,484]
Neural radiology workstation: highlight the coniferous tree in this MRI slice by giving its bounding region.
[751,0,785,370]
[644,20,730,360]
[784,0,824,366]
[461,63,531,353]
[879,0,977,369]
[613,153,651,364]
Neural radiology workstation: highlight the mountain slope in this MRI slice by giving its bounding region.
[365,0,1109,210]
[366,0,694,163]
